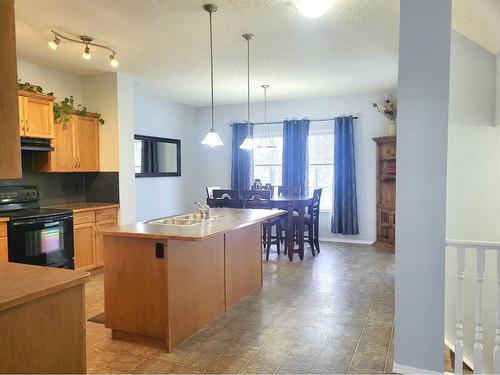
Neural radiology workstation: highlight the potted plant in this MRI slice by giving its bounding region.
[53,96,105,126]
[373,95,397,136]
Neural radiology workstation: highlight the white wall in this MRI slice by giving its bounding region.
[496,53,500,126]
[394,0,451,372]
[195,93,388,243]
[134,91,197,221]
[445,31,499,373]
[17,60,84,103]
[117,73,136,224]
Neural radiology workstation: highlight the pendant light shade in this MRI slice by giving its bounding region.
[202,129,224,146]
[201,4,223,147]
[239,33,255,150]
[257,84,277,149]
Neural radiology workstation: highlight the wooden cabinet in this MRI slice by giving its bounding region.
[72,206,118,271]
[18,91,55,139]
[74,115,100,171]
[33,113,100,172]
[74,222,96,271]
[0,222,8,262]
[373,136,396,251]
[0,0,21,179]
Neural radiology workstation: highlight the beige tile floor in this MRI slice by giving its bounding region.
[85,242,395,374]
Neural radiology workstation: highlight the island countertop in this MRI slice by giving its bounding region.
[101,208,285,241]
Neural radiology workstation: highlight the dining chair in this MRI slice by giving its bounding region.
[206,186,221,199]
[278,185,301,196]
[212,189,243,208]
[293,188,322,256]
[243,190,282,261]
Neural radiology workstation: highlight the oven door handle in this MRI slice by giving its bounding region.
[10,215,73,227]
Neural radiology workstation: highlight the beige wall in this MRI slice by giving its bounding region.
[82,73,119,172]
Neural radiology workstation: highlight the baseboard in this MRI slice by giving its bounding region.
[319,237,375,245]
[444,338,474,371]
[392,362,442,374]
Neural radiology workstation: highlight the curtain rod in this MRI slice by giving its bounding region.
[229,116,359,126]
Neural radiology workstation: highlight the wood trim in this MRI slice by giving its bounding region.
[0,0,21,179]
[18,90,56,101]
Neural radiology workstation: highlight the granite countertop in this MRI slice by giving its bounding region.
[101,208,286,241]
[0,262,89,312]
[45,202,119,213]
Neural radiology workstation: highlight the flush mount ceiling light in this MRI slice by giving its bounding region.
[239,33,255,151]
[257,85,277,149]
[47,30,119,68]
[201,4,224,147]
[296,0,330,18]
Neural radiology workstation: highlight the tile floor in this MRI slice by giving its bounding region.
[85,242,395,374]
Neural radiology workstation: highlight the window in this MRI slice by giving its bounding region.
[252,122,334,211]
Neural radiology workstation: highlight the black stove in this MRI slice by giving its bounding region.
[0,186,75,269]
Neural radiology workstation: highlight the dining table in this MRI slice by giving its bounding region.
[207,192,314,261]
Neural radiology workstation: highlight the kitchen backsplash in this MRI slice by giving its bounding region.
[0,151,119,206]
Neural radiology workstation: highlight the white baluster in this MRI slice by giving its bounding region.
[494,251,500,373]
[474,248,485,374]
[455,246,465,374]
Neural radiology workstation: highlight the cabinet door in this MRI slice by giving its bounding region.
[23,96,54,139]
[51,118,77,172]
[95,218,117,267]
[18,96,25,136]
[75,116,99,171]
[74,222,96,271]
[0,237,8,262]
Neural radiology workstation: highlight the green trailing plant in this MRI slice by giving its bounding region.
[53,96,105,125]
[17,79,54,96]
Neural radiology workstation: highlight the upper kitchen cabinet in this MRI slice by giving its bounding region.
[0,0,22,179]
[33,113,100,172]
[18,91,55,139]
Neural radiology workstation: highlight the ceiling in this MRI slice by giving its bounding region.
[13,1,499,107]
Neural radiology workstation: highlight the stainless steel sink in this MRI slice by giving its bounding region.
[147,213,225,226]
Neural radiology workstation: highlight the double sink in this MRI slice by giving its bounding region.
[147,213,225,226]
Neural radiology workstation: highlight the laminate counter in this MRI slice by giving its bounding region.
[46,202,119,213]
[0,262,89,373]
[101,207,285,241]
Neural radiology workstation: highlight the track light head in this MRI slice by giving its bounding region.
[48,36,60,50]
[82,45,92,60]
[109,54,119,68]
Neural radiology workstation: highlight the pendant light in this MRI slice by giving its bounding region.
[239,33,255,150]
[257,84,277,149]
[201,4,224,147]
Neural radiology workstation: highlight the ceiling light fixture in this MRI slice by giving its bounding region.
[48,36,60,50]
[201,4,224,147]
[239,33,255,151]
[257,85,277,149]
[47,30,119,68]
[296,0,330,18]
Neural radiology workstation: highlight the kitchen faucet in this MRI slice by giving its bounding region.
[195,201,211,220]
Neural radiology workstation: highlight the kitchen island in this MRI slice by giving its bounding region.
[100,208,284,352]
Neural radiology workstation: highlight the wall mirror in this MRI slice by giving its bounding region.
[134,135,181,177]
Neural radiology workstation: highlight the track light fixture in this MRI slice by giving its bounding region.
[48,30,119,68]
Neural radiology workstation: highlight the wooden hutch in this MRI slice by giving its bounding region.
[373,136,396,251]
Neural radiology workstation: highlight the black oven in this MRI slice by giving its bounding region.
[8,213,74,268]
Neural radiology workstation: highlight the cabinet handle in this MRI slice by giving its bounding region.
[25,119,29,132]
[74,158,78,168]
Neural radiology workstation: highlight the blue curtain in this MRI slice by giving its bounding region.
[282,119,310,194]
[331,116,359,235]
[231,122,253,190]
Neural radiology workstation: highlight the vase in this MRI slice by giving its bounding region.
[387,121,396,136]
